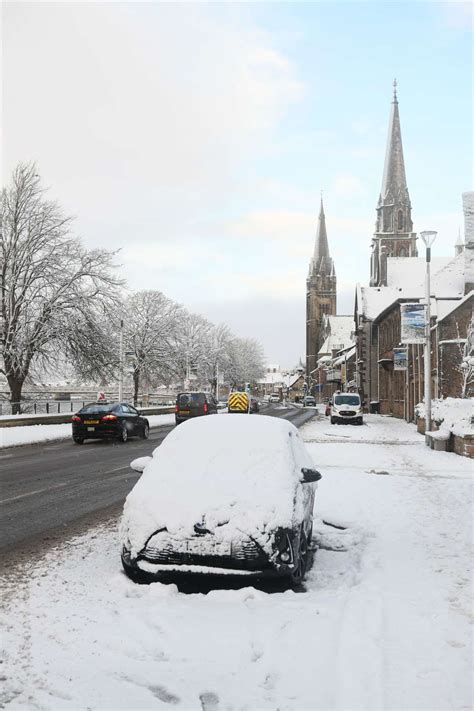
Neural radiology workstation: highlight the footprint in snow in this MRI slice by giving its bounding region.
[148,685,180,704]
[199,691,220,710]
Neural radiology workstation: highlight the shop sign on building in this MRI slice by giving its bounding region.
[393,347,408,370]
[400,303,426,344]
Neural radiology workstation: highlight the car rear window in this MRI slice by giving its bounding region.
[79,404,114,414]
[177,393,205,406]
[334,395,360,406]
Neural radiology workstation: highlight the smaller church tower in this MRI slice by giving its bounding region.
[306,199,337,380]
[370,81,417,286]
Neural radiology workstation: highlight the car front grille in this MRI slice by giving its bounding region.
[340,410,356,417]
[140,537,267,571]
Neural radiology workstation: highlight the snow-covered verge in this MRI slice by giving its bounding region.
[1,414,472,710]
[0,414,176,449]
[416,397,473,436]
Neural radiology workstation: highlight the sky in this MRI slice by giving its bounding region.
[2,1,473,366]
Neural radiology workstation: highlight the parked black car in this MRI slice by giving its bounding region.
[175,392,218,425]
[72,402,150,444]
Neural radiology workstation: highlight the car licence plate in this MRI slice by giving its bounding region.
[84,420,99,425]
[186,539,231,556]
[87,427,95,431]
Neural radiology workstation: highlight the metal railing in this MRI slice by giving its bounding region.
[0,397,176,416]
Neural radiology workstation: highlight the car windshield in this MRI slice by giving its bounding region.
[79,404,114,414]
[334,395,360,406]
[178,393,205,406]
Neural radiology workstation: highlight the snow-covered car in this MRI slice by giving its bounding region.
[120,415,321,585]
[330,393,363,425]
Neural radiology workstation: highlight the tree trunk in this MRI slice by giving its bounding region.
[133,368,140,406]
[8,376,24,415]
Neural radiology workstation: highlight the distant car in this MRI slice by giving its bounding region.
[269,393,280,403]
[71,402,149,444]
[121,416,322,585]
[330,393,363,425]
[175,392,218,425]
[303,396,316,407]
[250,396,260,413]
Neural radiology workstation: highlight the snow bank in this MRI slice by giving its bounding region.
[121,415,314,556]
[416,397,474,436]
[0,413,176,448]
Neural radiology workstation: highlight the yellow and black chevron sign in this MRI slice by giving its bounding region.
[228,392,249,412]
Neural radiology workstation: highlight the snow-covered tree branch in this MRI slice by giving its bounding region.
[0,163,123,411]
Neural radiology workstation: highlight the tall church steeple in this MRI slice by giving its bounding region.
[370,81,417,286]
[312,199,333,276]
[306,198,337,381]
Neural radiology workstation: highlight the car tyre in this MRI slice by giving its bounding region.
[290,526,309,586]
[330,417,336,425]
[73,437,84,444]
[118,425,128,443]
[140,423,149,439]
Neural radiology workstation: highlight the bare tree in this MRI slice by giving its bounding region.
[202,323,234,395]
[122,290,182,404]
[0,163,123,412]
[227,337,265,389]
[171,311,213,387]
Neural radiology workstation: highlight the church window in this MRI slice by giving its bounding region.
[398,210,404,230]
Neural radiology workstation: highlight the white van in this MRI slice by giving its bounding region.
[330,393,363,425]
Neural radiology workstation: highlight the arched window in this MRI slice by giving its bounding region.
[399,246,407,257]
[398,210,404,230]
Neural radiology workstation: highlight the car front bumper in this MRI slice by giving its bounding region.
[121,533,300,580]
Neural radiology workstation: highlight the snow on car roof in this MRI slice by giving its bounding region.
[121,415,314,555]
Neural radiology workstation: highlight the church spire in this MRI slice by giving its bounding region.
[370,81,417,286]
[381,78,408,201]
[312,198,331,271]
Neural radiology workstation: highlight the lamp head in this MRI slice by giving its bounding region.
[420,231,437,248]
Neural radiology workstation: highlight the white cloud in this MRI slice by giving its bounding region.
[3,2,305,249]
[332,173,367,197]
[438,1,473,30]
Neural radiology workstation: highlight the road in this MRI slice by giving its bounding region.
[0,404,317,556]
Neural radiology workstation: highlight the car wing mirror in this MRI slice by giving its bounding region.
[301,467,322,483]
[130,456,152,473]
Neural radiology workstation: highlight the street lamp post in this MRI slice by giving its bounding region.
[118,318,124,401]
[420,230,437,441]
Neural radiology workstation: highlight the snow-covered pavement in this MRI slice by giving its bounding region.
[1,414,472,710]
[0,413,176,448]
